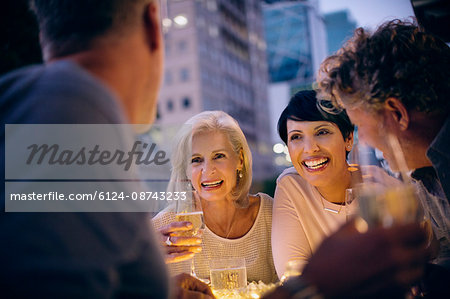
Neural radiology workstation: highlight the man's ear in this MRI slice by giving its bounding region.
[144,2,161,51]
[384,97,409,131]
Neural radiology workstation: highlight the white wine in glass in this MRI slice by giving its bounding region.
[175,211,204,237]
[209,258,247,290]
[175,191,204,277]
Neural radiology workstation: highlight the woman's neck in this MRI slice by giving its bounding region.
[202,198,237,232]
[201,195,259,238]
[316,169,352,204]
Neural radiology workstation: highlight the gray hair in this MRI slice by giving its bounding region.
[167,111,252,208]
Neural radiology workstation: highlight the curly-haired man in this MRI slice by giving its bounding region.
[316,19,450,271]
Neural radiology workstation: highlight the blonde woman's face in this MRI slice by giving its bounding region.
[189,131,243,202]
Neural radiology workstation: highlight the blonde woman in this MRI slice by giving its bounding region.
[153,111,278,283]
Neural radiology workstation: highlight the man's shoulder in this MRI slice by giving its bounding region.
[0,63,45,99]
[0,61,125,124]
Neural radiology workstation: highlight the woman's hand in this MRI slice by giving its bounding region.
[158,221,203,264]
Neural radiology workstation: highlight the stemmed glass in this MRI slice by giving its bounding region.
[175,190,205,277]
[344,188,358,222]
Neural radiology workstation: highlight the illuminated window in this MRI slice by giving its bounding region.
[174,15,188,28]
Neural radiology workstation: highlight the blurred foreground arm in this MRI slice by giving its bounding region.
[264,219,429,298]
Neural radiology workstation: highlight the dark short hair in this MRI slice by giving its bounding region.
[277,90,354,144]
[30,0,150,60]
[316,19,450,116]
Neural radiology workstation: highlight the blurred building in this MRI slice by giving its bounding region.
[157,0,274,182]
[262,0,327,166]
[324,10,357,55]
[263,0,326,87]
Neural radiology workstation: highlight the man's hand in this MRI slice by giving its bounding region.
[301,219,430,297]
[173,273,215,299]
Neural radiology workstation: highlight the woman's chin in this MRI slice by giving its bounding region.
[199,192,226,202]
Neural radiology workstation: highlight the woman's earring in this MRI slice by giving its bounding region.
[238,170,243,178]
[186,181,193,190]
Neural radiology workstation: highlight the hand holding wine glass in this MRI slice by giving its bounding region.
[158,219,203,264]
[351,136,430,230]
[175,190,205,277]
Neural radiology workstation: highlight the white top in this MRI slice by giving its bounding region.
[152,193,278,283]
[272,167,357,278]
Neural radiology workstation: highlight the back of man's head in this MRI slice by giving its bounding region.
[317,19,450,117]
[30,0,151,61]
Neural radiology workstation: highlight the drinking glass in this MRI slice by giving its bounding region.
[350,135,426,229]
[351,134,435,298]
[175,191,204,277]
[344,188,358,221]
[209,258,247,290]
[357,182,421,228]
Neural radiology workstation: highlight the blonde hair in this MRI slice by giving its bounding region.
[167,111,252,208]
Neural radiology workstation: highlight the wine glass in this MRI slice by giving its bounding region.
[209,258,247,290]
[344,188,358,222]
[175,190,205,277]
